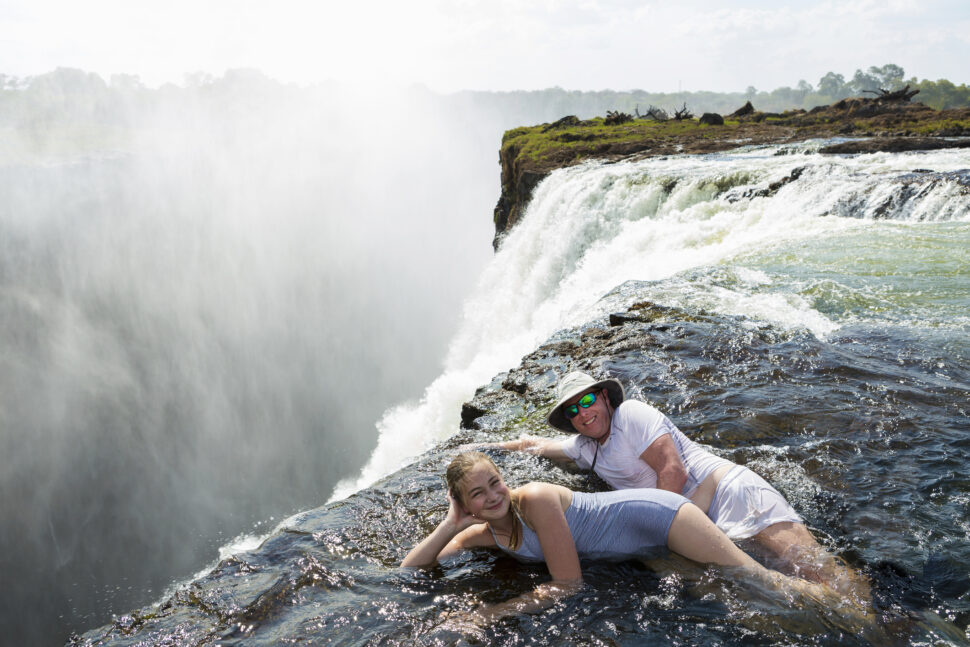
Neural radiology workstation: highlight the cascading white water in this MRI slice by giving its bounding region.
[332,143,970,500]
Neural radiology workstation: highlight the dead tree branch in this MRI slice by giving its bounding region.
[862,85,920,101]
[673,103,693,120]
[635,104,669,121]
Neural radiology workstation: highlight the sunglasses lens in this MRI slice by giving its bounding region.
[563,392,597,420]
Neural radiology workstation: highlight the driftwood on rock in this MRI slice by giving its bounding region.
[863,85,920,102]
[673,103,693,120]
[635,104,669,121]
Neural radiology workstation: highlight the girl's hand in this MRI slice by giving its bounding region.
[444,491,480,533]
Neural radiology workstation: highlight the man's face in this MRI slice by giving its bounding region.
[567,388,611,441]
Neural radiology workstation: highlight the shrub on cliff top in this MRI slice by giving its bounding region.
[605,110,633,125]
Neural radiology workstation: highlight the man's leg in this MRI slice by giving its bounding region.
[752,521,871,603]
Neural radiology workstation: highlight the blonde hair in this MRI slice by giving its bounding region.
[446,452,522,550]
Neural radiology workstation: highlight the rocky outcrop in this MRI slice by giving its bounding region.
[729,101,755,118]
[492,145,551,249]
[818,137,970,154]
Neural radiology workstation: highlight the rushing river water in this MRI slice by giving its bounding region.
[68,140,970,645]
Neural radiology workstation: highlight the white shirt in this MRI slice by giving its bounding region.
[560,400,730,497]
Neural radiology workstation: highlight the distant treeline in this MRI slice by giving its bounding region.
[447,64,970,124]
[1,63,968,134]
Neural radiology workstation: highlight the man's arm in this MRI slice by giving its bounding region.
[461,435,575,465]
[639,434,688,494]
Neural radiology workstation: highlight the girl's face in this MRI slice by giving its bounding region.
[457,461,510,521]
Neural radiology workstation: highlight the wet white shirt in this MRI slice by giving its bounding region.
[560,400,730,498]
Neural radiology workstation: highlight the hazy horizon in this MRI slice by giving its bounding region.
[2,1,969,94]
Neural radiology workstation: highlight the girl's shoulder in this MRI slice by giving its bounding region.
[514,482,572,516]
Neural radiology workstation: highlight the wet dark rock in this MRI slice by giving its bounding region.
[501,374,528,394]
[827,169,970,219]
[460,402,488,429]
[536,340,581,356]
[729,101,755,118]
[609,312,641,326]
[735,166,807,200]
[819,137,970,155]
[935,124,967,136]
[492,166,549,250]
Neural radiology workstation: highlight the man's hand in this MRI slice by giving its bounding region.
[456,435,540,453]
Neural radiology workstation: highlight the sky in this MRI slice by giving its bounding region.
[1,0,968,93]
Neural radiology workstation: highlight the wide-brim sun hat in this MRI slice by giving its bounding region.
[547,371,625,432]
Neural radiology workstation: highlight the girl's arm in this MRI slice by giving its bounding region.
[523,483,582,583]
[401,494,494,567]
[461,484,583,624]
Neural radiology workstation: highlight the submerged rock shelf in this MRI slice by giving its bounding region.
[71,288,970,646]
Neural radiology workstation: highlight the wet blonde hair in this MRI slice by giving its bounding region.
[446,452,522,550]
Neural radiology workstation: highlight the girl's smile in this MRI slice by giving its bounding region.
[458,462,511,521]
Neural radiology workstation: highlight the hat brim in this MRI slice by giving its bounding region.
[547,378,625,432]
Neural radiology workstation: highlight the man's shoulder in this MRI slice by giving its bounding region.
[611,399,671,448]
[614,398,664,422]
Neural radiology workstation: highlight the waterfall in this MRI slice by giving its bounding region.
[333,143,970,500]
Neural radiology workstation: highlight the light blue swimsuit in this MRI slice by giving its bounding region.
[489,489,688,563]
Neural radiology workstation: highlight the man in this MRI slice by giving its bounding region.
[474,371,868,598]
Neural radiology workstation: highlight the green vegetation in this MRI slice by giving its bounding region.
[502,116,720,163]
[500,107,970,168]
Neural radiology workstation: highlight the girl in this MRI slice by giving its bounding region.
[402,452,860,628]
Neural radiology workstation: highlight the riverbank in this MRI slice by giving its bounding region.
[493,96,970,246]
